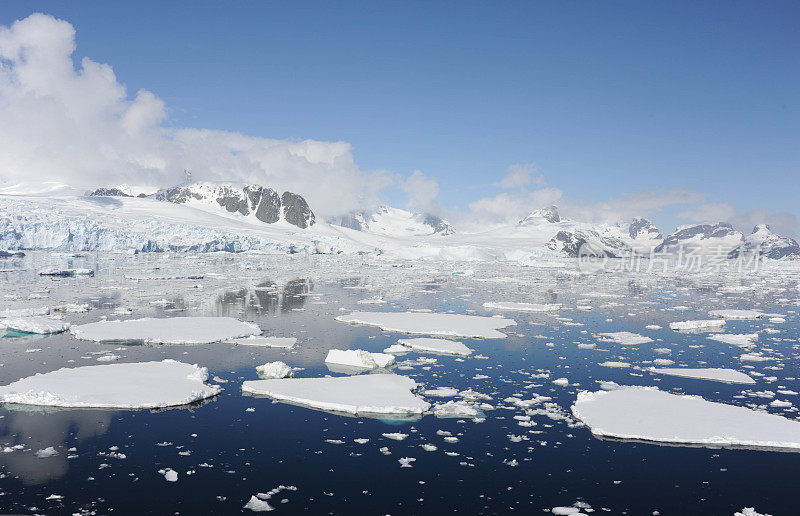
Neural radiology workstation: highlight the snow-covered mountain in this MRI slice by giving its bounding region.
[2,187,798,262]
[654,223,743,256]
[330,206,455,237]
[728,224,800,260]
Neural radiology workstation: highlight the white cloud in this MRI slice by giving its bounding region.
[564,188,707,223]
[463,187,563,228]
[0,13,391,217]
[402,170,440,214]
[494,163,545,189]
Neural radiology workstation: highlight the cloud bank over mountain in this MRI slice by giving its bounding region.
[0,13,795,236]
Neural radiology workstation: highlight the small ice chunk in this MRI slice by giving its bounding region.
[35,446,58,458]
[160,468,178,482]
[383,432,409,441]
[398,457,416,467]
[256,361,294,379]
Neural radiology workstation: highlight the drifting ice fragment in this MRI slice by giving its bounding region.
[256,362,294,379]
[242,374,430,417]
[335,311,516,339]
[2,316,70,334]
[229,336,297,348]
[482,302,561,313]
[597,332,652,345]
[708,309,764,320]
[669,320,726,332]
[395,338,473,356]
[325,349,395,370]
[649,367,755,384]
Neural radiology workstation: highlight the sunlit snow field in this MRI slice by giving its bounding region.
[0,251,798,514]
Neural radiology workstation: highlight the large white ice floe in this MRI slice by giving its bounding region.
[572,387,800,451]
[482,302,561,313]
[649,367,755,384]
[335,311,516,339]
[597,331,653,345]
[1,316,70,334]
[669,319,726,332]
[71,317,261,344]
[241,374,431,417]
[0,360,220,408]
[708,309,764,320]
[324,349,396,370]
[393,338,472,356]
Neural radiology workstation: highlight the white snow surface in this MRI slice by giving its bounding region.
[71,317,261,344]
[597,331,653,345]
[573,387,800,451]
[241,374,430,417]
[335,311,516,339]
[0,360,220,408]
[395,338,473,356]
[649,367,755,384]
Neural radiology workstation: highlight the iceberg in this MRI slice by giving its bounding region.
[335,311,516,339]
[256,361,294,379]
[572,387,800,451]
[0,360,220,409]
[241,374,430,417]
[71,317,261,344]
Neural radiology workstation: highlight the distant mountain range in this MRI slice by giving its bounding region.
[0,183,797,260]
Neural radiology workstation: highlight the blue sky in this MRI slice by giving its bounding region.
[1,1,798,233]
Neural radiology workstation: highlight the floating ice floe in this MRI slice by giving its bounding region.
[2,316,70,334]
[597,331,653,345]
[228,335,297,348]
[708,309,764,320]
[572,387,800,451]
[335,311,516,339]
[433,400,481,418]
[482,302,561,313]
[241,374,430,417]
[0,360,220,408]
[256,361,294,379]
[669,319,726,332]
[325,349,395,371]
[708,333,759,349]
[649,367,755,384]
[71,317,261,344]
[391,338,473,356]
[0,306,50,318]
[38,268,94,277]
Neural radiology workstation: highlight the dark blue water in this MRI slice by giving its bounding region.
[0,252,797,514]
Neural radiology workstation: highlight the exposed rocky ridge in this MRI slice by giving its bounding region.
[654,223,743,254]
[728,224,800,260]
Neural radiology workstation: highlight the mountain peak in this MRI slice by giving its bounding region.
[519,205,561,225]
